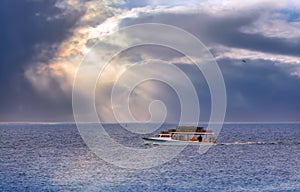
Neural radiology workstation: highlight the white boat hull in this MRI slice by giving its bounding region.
[143,137,215,146]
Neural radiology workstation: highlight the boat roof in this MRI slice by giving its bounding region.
[159,126,214,135]
[169,132,214,135]
[158,132,214,135]
[176,126,205,132]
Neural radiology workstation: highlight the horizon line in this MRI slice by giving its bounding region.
[0,121,300,124]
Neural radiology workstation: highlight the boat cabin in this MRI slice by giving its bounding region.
[156,126,216,143]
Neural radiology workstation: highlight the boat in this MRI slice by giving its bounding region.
[143,126,216,146]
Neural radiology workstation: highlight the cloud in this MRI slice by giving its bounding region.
[212,45,300,66]
[0,0,80,121]
[2,0,300,122]
[24,0,134,99]
[121,6,300,57]
[219,58,300,121]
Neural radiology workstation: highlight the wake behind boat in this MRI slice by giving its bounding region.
[143,126,216,146]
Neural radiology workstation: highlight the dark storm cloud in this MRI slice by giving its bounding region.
[174,63,211,122]
[116,10,300,122]
[120,11,300,57]
[219,59,300,122]
[0,0,80,121]
[1,1,299,122]
[171,60,300,122]
[135,56,300,122]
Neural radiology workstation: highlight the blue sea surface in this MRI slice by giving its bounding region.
[0,123,299,191]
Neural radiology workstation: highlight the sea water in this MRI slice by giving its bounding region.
[0,123,299,191]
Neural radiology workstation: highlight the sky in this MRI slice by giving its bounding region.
[0,0,300,122]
